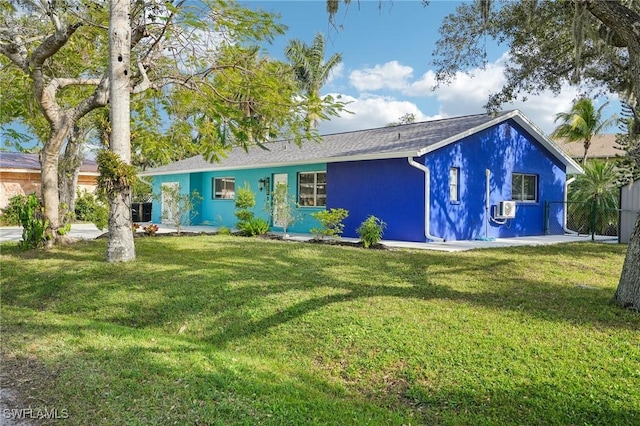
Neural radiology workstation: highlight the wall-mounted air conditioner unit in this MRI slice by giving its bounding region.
[497,201,516,219]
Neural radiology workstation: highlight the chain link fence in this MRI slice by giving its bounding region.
[545,201,634,240]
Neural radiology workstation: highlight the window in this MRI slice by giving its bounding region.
[511,173,538,202]
[298,172,326,207]
[449,167,460,202]
[213,177,235,199]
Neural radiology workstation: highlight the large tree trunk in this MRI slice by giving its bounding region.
[615,214,640,310]
[106,0,135,262]
[40,125,73,248]
[584,1,640,311]
[59,126,84,223]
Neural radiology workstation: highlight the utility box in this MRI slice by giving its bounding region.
[132,202,152,222]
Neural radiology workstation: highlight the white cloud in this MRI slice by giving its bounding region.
[349,61,414,92]
[318,93,439,135]
[322,54,615,135]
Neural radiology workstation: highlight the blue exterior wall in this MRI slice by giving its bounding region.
[327,120,567,241]
[151,163,327,232]
[327,158,426,242]
[425,120,566,240]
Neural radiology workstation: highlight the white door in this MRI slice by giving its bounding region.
[272,173,288,227]
[161,182,179,224]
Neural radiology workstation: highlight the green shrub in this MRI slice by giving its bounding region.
[17,193,49,250]
[356,215,386,248]
[310,208,349,239]
[0,194,28,225]
[75,190,108,230]
[234,184,257,228]
[238,218,269,236]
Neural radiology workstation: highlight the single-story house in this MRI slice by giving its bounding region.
[620,179,640,244]
[0,152,98,209]
[140,110,583,242]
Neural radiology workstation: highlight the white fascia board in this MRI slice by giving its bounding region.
[138,151,421,177]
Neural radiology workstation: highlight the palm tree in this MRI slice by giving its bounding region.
[285,33,342,129]
[551,98,617,165]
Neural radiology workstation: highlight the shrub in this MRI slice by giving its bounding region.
[310,208,349,239]
[268,182,300,236]
[143,224,159,236]
[16,193,49,250]
[157,184,202,234]
[356,215,386,248]
[238,218,270,236]
[0,194,28,225]
[234,184,257,228]
[75,190,108,230]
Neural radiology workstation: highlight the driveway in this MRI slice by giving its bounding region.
[0,223,105,243]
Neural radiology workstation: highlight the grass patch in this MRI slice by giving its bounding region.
[1,237,638,425]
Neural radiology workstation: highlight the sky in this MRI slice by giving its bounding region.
[239,0,619,136]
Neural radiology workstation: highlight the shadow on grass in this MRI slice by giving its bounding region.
[1,237,635,345]
[2,308,638,426]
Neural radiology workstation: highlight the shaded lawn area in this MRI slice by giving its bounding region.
[1,236,638,425]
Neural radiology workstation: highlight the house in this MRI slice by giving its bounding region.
[0,152,98,209]
[620,179,640,244]
[140,110,583,242]
[555,134,622,161]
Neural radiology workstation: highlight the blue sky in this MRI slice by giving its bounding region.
[240,0,618,136]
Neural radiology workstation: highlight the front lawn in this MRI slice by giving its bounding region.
[1,236,638,425]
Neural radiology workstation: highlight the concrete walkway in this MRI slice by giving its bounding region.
[0,223,619,252]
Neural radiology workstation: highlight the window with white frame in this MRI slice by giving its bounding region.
[511,173,538,202]
[213,177,235,199]
[449,167,460,202]
[298,171,326,207]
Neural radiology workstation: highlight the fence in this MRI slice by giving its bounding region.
[544,201,638,241]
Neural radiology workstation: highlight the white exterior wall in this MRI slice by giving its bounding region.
[620,180,640,244]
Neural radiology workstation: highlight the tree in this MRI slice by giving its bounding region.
[551,98,617,165]
[387,113,416,127]
[327,0,640,310]
[2,1,345,256]
[106,0,135,262]
[285,33,343,129]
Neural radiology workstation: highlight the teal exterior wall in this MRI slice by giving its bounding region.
[150,163,326,232]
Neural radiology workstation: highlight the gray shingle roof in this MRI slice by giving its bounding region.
[140,110,583,176]
[0,152,98,173]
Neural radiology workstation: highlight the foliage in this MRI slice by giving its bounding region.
[96,150,137,198]
[551,98,617,165]
[0,194,27,225]
[143,224,159,236]
[268,182,301,236]
[238,217,270,237]
[15,193,49,250]
[234,184,257,228]
[387,113,416,127]
[310,208,349,239]
[75,190,108,231]
[285,32,346,129]
[1,238,637,425]
[356,215,386,248]
[158,184,203,235]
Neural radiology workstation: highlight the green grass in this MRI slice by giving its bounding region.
[1,236,638,425]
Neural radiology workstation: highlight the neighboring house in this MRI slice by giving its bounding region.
[620,179,640,244]
[555,134,622,161]
[0,152,98,209]
[140,110,583,242]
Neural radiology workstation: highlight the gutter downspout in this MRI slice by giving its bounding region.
[408,157,445,242]
[564,177,578,234]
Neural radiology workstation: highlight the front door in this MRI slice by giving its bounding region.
[272,173,288,227]
[161,182,179,224]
